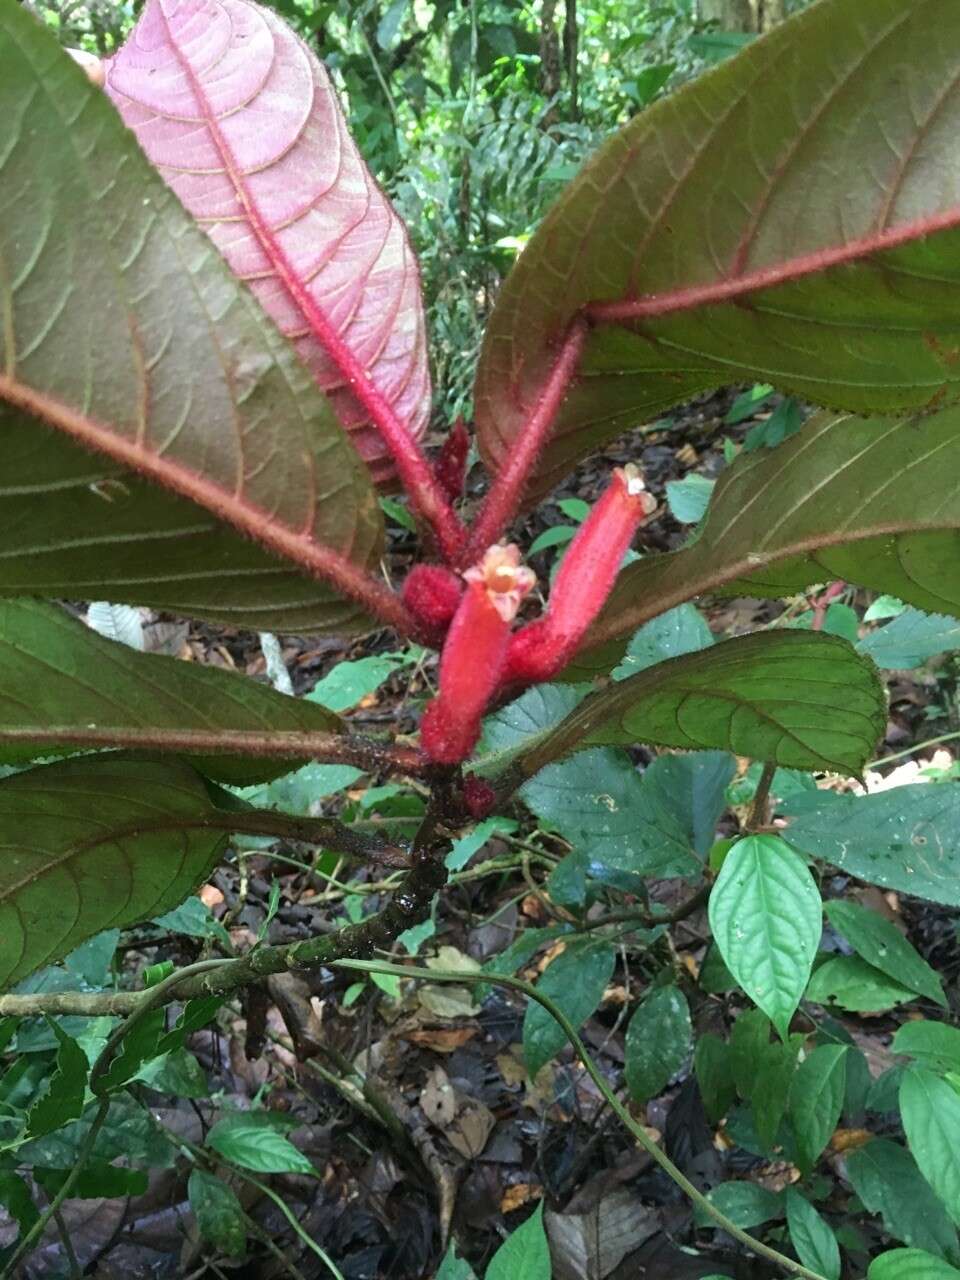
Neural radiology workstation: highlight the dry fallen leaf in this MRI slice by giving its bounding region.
[401,1027,478,1053]
[501,1183,543,1214]
[830,1128,874,1153]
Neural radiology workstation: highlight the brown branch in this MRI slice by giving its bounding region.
[0,726,427,776]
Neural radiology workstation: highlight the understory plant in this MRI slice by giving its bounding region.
[3,0,960,1275]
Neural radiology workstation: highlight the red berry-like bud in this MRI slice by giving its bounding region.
[420,544,536,765]
[402,565,463,632]
[463,775,496,819]
[434,418,470,502]
[507,465,656,683]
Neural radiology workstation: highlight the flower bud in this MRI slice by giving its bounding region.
[420,545,535,764]
[402,565,463,632]
[434,417,470,502]
[507,465,656,683]
[463,775,496,819]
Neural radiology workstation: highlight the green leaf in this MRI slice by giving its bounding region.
[64,929,120,989]
[900,1068,960,1226]
[786,1188,841,1280]
[788,1045,847,1173]
[824,900,945,1007]
[666,475,715,524]
[35,1162,149,1199]
[624,987,692,1102]
[642,751,736,859]
[607,604,714,683]
[859,609,960,670]
[0,757,227,990]
[97,1008,166,1093]
[504,633,884,789]
[20,1094,173,1169]
[695,1033,736,1123]
[0,1171,38,1239]
[806,955,917,1013]
[0,7,382,633]
[785,785,960,908]
[445,817,519,872]
[869,1250,960,1280]
[894,1023,960,1076]
[519,748,703,887]
[307,655,409,713]
[485,1202,550,1280]
[136,1049,209,1099]
[0,600,342,785]
[846,1139,959,1260]
[699,1182,783,1230]
[206,1111,315,1176]
[24,1021,88,1138]
[188,1169,247,1257]
[752,1035,803,1151]
[708,835,822,1039]
[436,1242,478,1280]
[476,0,960,500]
[580,410,960,668]
[523,940,615,1078]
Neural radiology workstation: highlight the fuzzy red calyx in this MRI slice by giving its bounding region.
[506,465,656,683]
[434,418,470,502]
[463,775,496,819]
[402,564,463,632]
[420,544,536,765]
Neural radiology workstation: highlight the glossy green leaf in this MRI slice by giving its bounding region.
[624,986,692,1102]
[485,1202,550,1280]
[188,1169,247,1257]
[846,1139,959,1260]
[785,785,960,908]
[788,1045,847,1173]
[786,1189,840,1280]
[580,410,960,666]
[859,609,960,670]
[824,900,945,1007]
[523,940,615,1078]
[503,633,884,792]
[869,1250,960,1280]
[699,1182,783,1231]
[476,0,960,499]
[206,1112,314,1176]
[0,757,227,990]
[666,476,715,525]
[807,955,916,1013]
[901,1068,960,1226]
[894,1023,960,1076]
[0,7,382,632]
[708,835,822,1039]
[0,600,341,785]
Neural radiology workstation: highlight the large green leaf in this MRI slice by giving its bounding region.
[498,632,884,792]
[579,409,960,666]
[475,0,960,499]
[0,6,383,632]
[625,986,692,1103]
[0,756,227,990]
[785,1188,840,1280]
[523,938,615,1078]
[901,1068,960,1226]
[846,1139,959,1261]
[0,600,342,785]
[784,785,960,908]
[788,1044,847,1173]
[708,835,822,1040]
[824,899,945,1007]
[869,1252,960,1280]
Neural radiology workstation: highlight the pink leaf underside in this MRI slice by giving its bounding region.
[105,0,430,486]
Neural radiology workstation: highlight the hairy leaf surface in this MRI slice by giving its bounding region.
[476,0,960,498]
[104,0,431,486]
[0,600,341,785]
[0,757,227,990]
[501,632,884,789]
[0,6,383,631]
[578,409,960,664]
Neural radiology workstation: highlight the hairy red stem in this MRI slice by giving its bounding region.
[463,319,589,564]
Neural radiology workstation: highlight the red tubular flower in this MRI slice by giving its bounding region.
[434,418,471,502]
[507,465,656,683]
[421,545,536,764]
[402,564,463,633]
